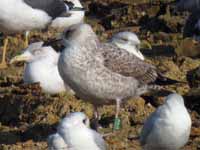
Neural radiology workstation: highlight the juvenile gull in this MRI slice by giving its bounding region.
[58,23,179,130]
[10,41,74,94]
[140,93,191,150]
[47,133,68,150]
[110,31,144,60]
[0,0,84,69]
[57,112,106,150]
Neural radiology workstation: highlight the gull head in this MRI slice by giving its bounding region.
[66,0,83,9]
[62,23,95,44]
[111,31,144,60]
[59,112,90,129]
[10,42,59,64]
[165,93,185,107]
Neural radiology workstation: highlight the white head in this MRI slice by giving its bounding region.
[110,31,144,60]
[165,93,185,107]
[58,112,90,129]
[10,42,59,64]
[57,112,106,150]
[62,23,98,45]
[47,133,68,150]
[67,0,83,8]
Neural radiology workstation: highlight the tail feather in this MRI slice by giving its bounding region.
[154,73,186,85]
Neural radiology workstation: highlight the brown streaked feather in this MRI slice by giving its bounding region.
[99,43,158,84]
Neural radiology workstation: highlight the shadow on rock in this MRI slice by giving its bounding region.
[0,123,57,145]
[141,45,176,57]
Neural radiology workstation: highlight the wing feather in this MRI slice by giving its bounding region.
[99,43,158,84]
[23,0,66,18]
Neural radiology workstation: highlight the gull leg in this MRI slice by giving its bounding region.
[93,106,102,131]
[113,98,121,130]
[94,106,101,120]
[0,37,8,69]
[24,31,30,48]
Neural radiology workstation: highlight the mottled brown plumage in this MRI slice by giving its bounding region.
[100,43,158,85]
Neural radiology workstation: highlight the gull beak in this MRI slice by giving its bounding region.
[10,53,30,64]
[70,7,85,11]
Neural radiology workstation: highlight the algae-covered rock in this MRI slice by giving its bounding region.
[175,38,200,57]
[187,66,200,88]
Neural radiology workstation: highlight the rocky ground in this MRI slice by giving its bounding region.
[0,0,200,149]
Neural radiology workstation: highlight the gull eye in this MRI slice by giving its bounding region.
[136,44,140,50]
[121,37,128,42]
[65,30,71,38]
[65,1,75,10]
[83,118,87,124]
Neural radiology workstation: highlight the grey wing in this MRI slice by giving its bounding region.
[23,0,67,19]
[177,0,200,12]
[140,109,163,146]
[100,43,158,84]
[91,130,106,150]
[140,106,167,145]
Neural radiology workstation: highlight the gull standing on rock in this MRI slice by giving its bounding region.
[140,93,191,150]
[110,31,144,60]
[58,23,179,130]
[57,112,106,150]
[0,0,84,69]
[10,41,74,94]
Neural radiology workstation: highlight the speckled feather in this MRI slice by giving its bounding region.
[99,43,158,85]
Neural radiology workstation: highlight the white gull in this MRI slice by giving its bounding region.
[140,93,191,150]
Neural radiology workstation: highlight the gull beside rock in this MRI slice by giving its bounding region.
[140,93,191,150]
[57,112,106,150]
[10,41,74,94]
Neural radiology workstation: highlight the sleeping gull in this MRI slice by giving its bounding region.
[47,133,68,150]
[58,23,179,130]
[140,93,191,150]
[10,41,74,94]
[0,0,84,69]
[110,31,144,60]
[57,112,106,150]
